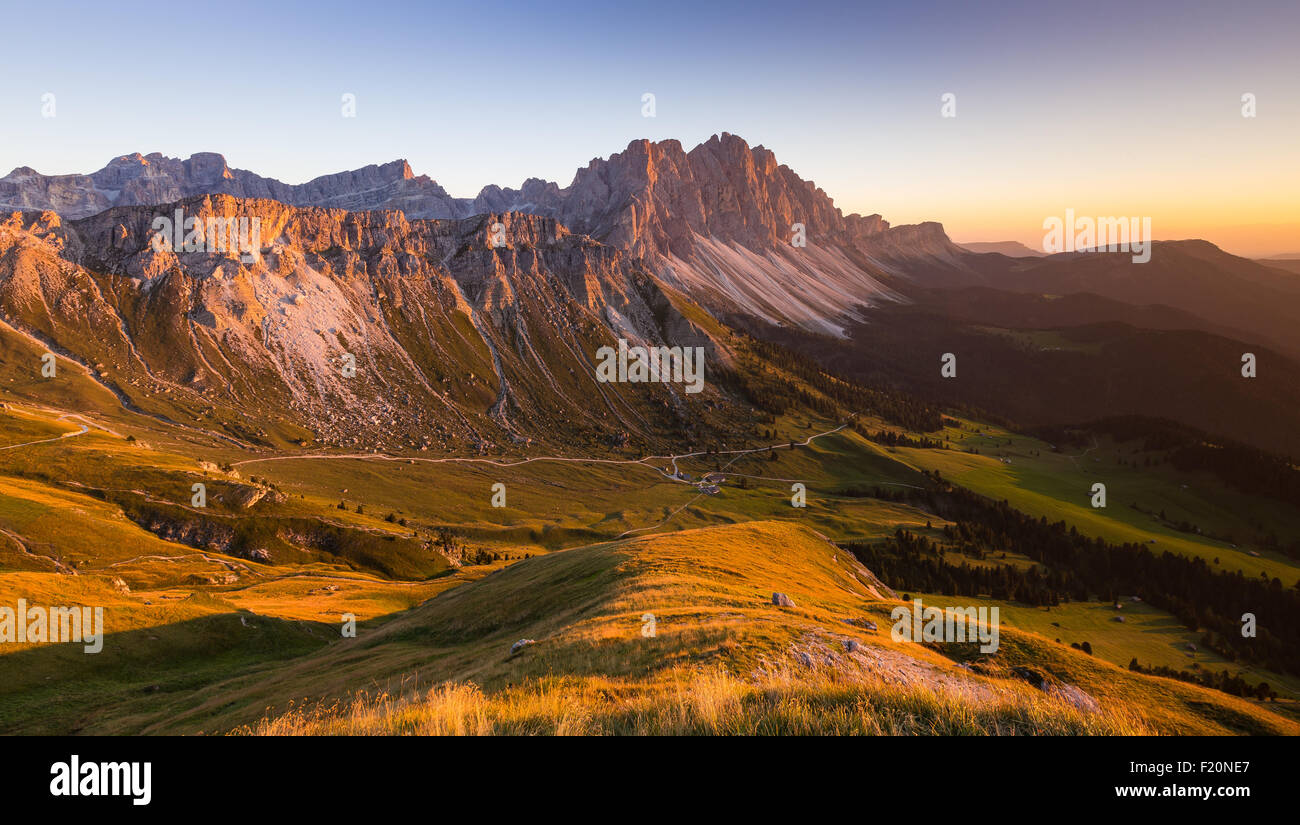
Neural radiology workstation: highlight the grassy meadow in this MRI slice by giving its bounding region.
[2,376,1298,735]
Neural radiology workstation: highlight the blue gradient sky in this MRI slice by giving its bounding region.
[3,0,1297,255]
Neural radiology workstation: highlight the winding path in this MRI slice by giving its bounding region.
[0,412,94,451]
[232,422,850,478]
[231,423,856,538]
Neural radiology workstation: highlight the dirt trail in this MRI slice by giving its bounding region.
[231,423,855,539]
[0,410,97,451]
[0,526,77,574]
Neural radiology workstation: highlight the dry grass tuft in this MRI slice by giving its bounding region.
[239,663,1153,736]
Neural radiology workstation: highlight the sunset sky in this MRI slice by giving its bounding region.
[2,0,1296,256]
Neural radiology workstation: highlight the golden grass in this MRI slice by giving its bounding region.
[4,509,1292,735]
[239,663,1152,736]
[153,520,1297,736]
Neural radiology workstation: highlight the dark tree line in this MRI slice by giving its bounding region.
[1127,658,1277,701]
[716,334,943,432]
[1036,415,1300,511]
[842,474,1300,677]
[854,423,947,449]
[847,530,1072,606]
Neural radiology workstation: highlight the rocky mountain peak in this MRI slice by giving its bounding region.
[186,152,235,182]
[382,159,415,180]
[106,152,149,167]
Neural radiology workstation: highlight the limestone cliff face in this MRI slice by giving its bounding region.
[0,197,736,452]
[475,134,933,332]
[508,133,888,259]
[475,133,963,332]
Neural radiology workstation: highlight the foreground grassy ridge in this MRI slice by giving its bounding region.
[0,565,498,734]
[227,521,1295,736]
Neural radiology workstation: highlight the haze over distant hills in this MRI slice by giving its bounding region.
[1258,258,1300,275]
[959,241,1045,257]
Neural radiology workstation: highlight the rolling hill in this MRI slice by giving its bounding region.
[4,520,1292,735]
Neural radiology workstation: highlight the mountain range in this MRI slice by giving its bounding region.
[1,135,966,337]
[4,133,1299,454]
[0,199,743,453]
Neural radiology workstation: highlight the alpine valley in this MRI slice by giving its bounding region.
[1,134,1298,736]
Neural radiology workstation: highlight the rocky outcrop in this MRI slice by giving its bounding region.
[0,195,742,453]
[476,133,962,333]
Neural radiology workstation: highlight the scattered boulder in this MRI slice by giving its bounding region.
[1112,615,1125,623]
[510,638,535,656]
[230,484,286,508]
[184,572,239,586]
[843,639,863,653]
[772,592,796,608]
[842,617,877,631]
[231,486,268,508]
[1011,666,1048,690]
[794,651,813,667]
